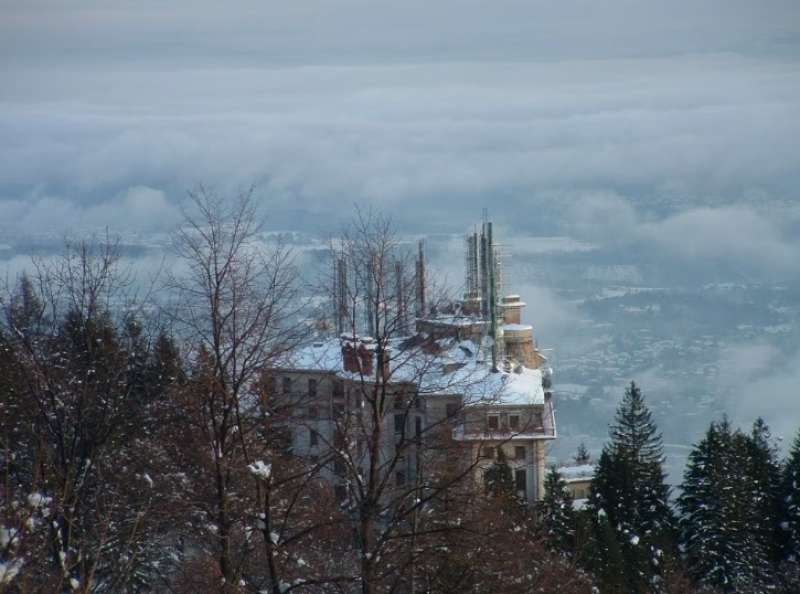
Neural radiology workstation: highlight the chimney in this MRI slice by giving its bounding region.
[357,340,374,376]
[334,257,348,334]
[501,294,525,325]
[415,239,426,318]
[395,260,406,335]
[379,344,392,382]
[341,335,358,373]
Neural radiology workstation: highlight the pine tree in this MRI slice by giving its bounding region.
[746,418,782,574]
[679,420,743,592]
[540,465,576,556]
[781,428,800,563]
[587,382,673,593]
[574,442,591,465]
[590,509,627,593]
[679,419,778,593]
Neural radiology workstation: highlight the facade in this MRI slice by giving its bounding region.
[557,464,594,508]
[269,220,557,505]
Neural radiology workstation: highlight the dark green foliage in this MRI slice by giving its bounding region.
[586,382,674,593]
[590,510,627,593]
[679,420,746,592]
[746,418,783,568]
[678,418,782,593]
[540,465,576,556]
[574,442,591,465]
[781,428,800,563]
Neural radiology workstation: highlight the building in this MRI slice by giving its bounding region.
[557,464,594,508]
[268,220,557,505]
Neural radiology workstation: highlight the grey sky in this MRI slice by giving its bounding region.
[3,0,800,450]
[2,1,799,237]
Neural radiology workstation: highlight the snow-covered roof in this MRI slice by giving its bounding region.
[503,323,533,332]
[557,464,595,482]
[278,334,547,407]
[573,498,589,511]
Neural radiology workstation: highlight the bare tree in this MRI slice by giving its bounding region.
[317,209,510,594]
[164,186,308,591]
[0,237,169,593]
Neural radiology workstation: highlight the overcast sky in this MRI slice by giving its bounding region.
[3,1,800,447]
[2,0,799,240]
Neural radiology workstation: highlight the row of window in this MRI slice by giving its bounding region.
[482,445,528,461]
[307,415,424,448]
[265,376,320,396]
[486,413,543,431]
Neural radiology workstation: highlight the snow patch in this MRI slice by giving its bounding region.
[248,460,272,480]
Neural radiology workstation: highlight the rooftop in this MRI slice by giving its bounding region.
[281,333,548,407]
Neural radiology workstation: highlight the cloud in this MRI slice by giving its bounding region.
[0,186,179,235]
[1,54,798,238]
[565,191,639,243]
[640,206,800,278]
[717,342,800,448]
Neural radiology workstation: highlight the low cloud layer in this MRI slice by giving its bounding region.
[718,342,800,447]
[1,1,799,243]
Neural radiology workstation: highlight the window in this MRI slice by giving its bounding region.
[282,377,292,395]
[445,402,459,419]
[515,446,526,460]
[509,415,520,431]
[333,380,344,398]
[393,397,404,410]
[487,415,499,431]
[310,429,319,447]
[482,446,495,459]
[415,416,422,438]
[308,378,317,398]
[394,413,406,434]
[414,394,421,409]
[308,405,319,419]
[515,469,527,496]
[396,471,406,486]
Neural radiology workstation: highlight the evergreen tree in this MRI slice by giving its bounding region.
[574,442,591,465]
[679,419,777,593]
[590,509,627,593]
[540,465,576,556]
[781,428,800,563]
[679,420,745,592]
[145,331,184,399]
[587,382,673,593]
[746,418,782,572]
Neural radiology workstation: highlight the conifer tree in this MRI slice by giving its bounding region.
[587,382,673,593]
[746,418,782,572]
[574,442,591,465]
[589,509,627,593]
[540,465,576,557]
[679,419,778,593]
[679,420,744,592]
[781,428,800,563]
